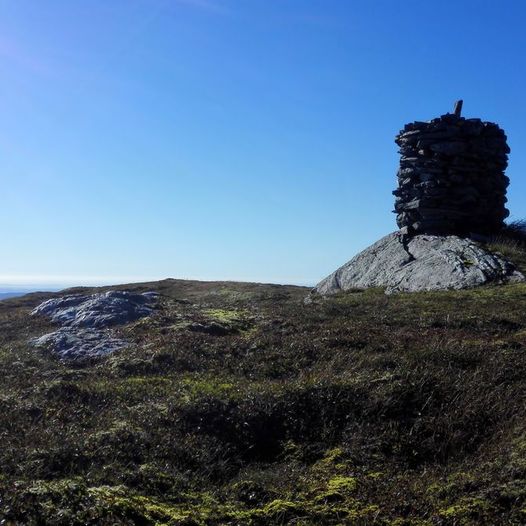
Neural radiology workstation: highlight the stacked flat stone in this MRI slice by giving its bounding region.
[393,110,510,235]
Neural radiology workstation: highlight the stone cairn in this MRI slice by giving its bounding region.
[393,101,510,236]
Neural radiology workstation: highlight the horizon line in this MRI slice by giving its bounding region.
[0,275,316,290]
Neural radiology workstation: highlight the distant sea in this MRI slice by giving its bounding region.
[0,286,63,301]
[0,291,27,300]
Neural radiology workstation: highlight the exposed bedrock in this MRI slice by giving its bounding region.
[30,290,158,358]
[314,232,524,295]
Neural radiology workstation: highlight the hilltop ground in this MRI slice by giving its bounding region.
[2,239,526,525]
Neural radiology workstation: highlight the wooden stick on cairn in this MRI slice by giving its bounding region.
[453,99,463,117]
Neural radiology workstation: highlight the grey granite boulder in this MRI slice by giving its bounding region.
[314,232,524,295]
[32,290,156,328]
[30,290,157,359]
[31,328,129,359]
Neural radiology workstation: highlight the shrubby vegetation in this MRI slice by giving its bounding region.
[1,241,526,524]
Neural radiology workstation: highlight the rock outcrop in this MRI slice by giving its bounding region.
[31,291,157,358]
[394,107,510,235]
[31,328,129,358]
[314,232,524,295]
[32,290,157,328]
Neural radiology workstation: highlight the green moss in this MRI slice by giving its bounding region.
[204,308,248,323]
[327,476,357,493]
[321,447,345,464]
[438,497,492,524]
[198,307,256,335]
[240,325,259,340]
[313,447,350,473]
[426,472,476,501]
[312,476,358,505]
[259,499,302,520]
[26,478,85,497]
[89,485,195,524]
[229,496,380,525]
[89,375,176,402]
[181,375,236,399]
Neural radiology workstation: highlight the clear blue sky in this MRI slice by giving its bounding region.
[1,0,526,288]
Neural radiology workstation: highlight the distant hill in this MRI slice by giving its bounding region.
[0,291,26,301]
[0,286,63,301]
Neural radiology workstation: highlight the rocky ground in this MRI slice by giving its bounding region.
[1,237,526,524]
